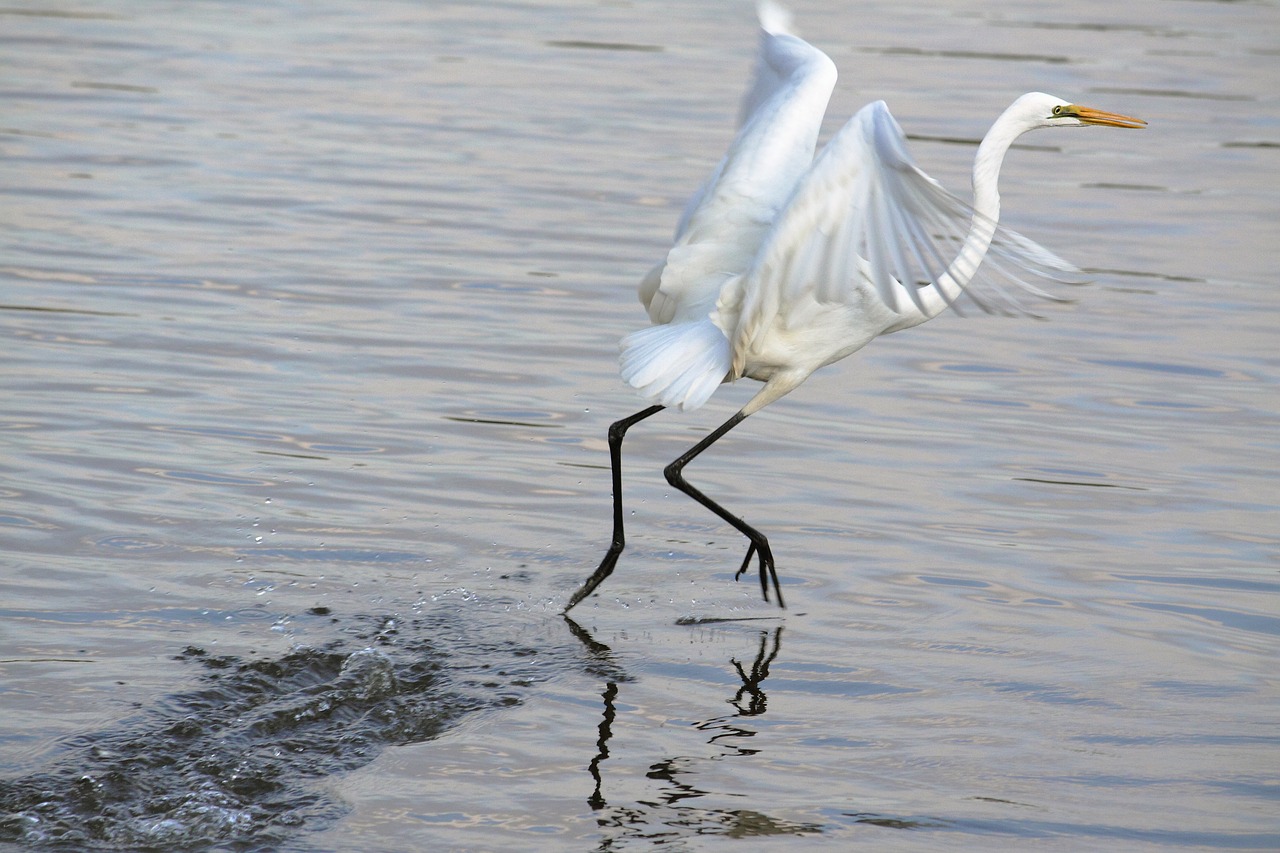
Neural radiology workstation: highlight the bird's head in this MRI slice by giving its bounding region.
[1014,92,1147,131]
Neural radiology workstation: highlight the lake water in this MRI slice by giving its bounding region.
[2,0,1277,850]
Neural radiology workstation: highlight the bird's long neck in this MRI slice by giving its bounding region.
[972,123,1016,224]
[967,106,1029,229]
[900,111,1025,326]
[882,103,1035,330]
[951,117,1022,287]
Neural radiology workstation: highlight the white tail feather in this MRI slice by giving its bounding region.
[619,319,730,412]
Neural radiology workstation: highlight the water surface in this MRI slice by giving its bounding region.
[2,0,1277,849]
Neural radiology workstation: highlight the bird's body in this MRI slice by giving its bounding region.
[564,2,1145,612]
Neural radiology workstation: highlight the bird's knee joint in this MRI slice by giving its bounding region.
[662,463,680,487]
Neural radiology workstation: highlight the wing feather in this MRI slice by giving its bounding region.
[644,7,837,325]
[724,100,1081,360]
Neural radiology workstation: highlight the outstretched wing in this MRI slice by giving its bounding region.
[640,4,837,325]
[722,100,1081,367]
[734,3,805,157]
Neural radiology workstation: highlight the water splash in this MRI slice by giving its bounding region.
[0,612,549,849]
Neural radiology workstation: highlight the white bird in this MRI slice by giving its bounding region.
[564,2,1145,612]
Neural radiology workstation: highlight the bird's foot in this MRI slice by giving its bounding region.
[734,544,756,582]
[734,540,784,608]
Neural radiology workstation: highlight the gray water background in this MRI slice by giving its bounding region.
[2,0,1278,849]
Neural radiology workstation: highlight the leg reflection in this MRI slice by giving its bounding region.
[569,621,817,840]
[587,682,618,811]
[562,614,628,813]
[729,627,783,716]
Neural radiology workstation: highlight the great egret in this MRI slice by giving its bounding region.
[564,3,1145,612]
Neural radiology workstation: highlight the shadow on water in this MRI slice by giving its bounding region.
[564,623,1280,850]
[0,608,615,851]
[568,620,825,845]
[9,610,1273,851]
[3,601,819,851]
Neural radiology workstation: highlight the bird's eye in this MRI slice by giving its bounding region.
[1052,105,1066,116]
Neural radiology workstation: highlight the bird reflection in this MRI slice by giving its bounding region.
[587,681,618,811]
[565,619,816,840]
[562,614,628,810]
[696,627,783,757]
[729,626,782,717]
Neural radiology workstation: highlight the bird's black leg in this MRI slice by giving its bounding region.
[564,405,665,612]
[663,410,784,607]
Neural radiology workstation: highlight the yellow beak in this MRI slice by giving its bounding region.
[1067,105,1147,129]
